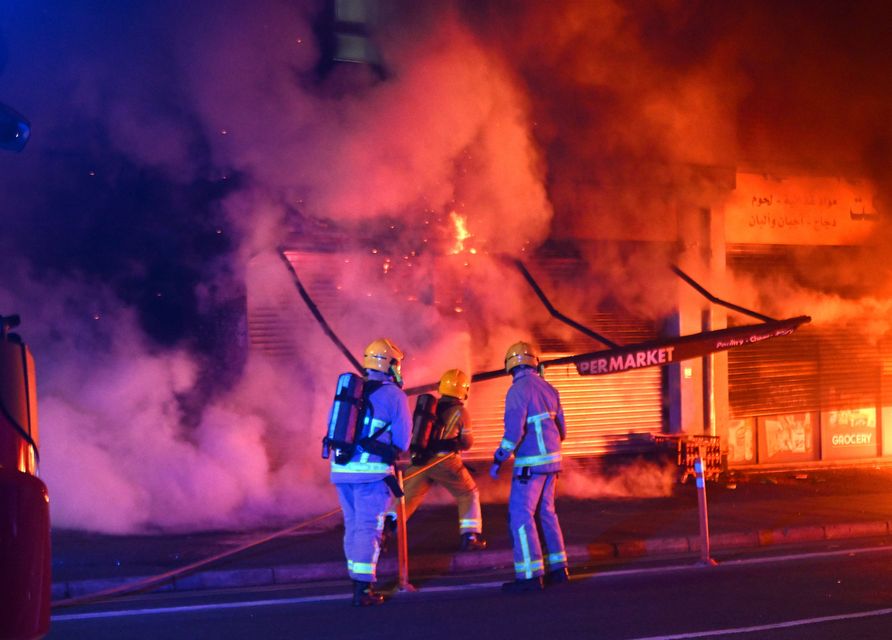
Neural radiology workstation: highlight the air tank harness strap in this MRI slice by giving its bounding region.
[356,422,398,464]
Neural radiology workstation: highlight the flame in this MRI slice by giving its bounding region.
[449,211,472,254]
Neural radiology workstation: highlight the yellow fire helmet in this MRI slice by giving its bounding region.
[505,341,538,373]
[363,337,405,381]
[438,368,471,402]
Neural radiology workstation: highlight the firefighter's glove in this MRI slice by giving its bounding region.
[490,447,510,479]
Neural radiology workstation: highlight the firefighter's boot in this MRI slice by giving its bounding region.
[501,576,544,593]
[545,567,570,586]
[460,532,487,551]
[352,581,384,607]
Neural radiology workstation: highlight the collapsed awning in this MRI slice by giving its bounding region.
[558,315,811,376]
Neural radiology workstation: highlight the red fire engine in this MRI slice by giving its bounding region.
[0,314,50,639]
[0,99,49,639]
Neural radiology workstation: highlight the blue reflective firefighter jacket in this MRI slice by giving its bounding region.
[330,370,412,484]
[496,367,566,475]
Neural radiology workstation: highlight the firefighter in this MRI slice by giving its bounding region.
[400,369,487,551]
[490,341,570,592]
[330,338,412,606]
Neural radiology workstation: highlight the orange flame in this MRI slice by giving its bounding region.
[449,211,472,254]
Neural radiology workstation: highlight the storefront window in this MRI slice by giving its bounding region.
[757,412,817,463]
[727,417,756,464]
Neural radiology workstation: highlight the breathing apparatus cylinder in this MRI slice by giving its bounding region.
[428,404,455,443]
[323,372,364,460]
[410,393,438,463]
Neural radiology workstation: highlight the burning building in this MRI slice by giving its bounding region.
[3,0,892,533]
[248,0,892,473]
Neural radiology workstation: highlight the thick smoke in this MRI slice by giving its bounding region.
[0,0,556,533]
[461,0,892,323]
[1,0,891,533]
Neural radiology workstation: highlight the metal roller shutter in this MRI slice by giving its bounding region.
[248,250,350,358]
[728,328,819,417]
[542,357,663,457]
[726,325,881,417]
[727,244,882,420]
[818,327,881,411]
[881,339,892,406]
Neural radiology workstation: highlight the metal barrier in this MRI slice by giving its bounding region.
[653,434,722,484]
[653,434,720,567]
[693,448,717,566]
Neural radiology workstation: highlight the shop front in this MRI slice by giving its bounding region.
[723,171,884,467]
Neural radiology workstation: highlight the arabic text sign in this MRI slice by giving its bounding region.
[725,173,879,246]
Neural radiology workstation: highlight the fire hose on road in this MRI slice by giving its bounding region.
[52,453,456,608]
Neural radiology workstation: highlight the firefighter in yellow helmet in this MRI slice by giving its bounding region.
[393,368,486,551]
[330,338,411,606]
[490,341,569,591]
[363,337,405,387]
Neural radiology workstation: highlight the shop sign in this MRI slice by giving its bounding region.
[821,408,877,460]
[726,173,879,246]
[570,316,809,376]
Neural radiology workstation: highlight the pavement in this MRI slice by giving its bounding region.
[50,464,892,606]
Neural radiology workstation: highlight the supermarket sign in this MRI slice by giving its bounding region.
[565,316,810,376]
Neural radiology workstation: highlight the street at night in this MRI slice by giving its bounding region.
[48,545,892,640]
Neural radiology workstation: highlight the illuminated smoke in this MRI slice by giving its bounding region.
[459,0,892,324]
[1,0,891,533]
[467,457,676,506]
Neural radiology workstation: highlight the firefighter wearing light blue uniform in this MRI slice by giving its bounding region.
[330,338,411,606]
[490,341,570,592]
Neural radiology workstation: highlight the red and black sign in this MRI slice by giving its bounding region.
[402,316,812,395]
[543,316,812,376]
